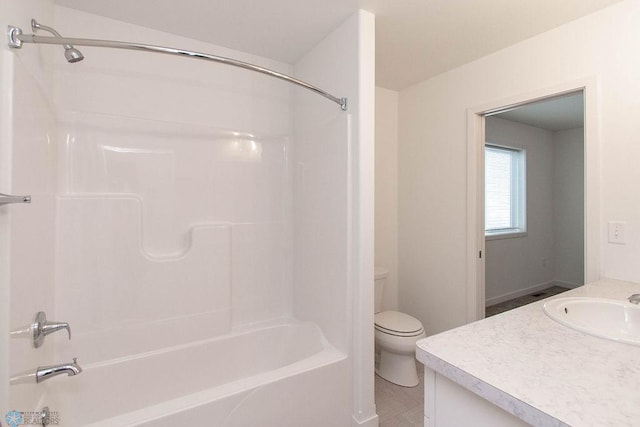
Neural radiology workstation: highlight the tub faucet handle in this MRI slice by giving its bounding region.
[32,311,71,348]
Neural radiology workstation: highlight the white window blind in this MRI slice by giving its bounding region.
[485,145,525,235]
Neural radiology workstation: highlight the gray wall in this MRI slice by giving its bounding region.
[485,117,584,304]
[485,117,554,304]
[553,128,585,286]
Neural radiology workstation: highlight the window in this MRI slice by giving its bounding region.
[485,144,526,238]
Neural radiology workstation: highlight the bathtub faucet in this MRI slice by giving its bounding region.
[629,294,640,305]
[36,358,82,383]
[32,311,72,348]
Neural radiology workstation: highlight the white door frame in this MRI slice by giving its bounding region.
[466,78,601,322]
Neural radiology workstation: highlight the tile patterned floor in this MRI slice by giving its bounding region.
[375,363,424,427]
[485,285,570,317]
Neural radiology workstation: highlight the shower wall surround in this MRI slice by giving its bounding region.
[293,11,377,424]
[51,7,295,360]
[4,4,373,424]
[3,0,57,415]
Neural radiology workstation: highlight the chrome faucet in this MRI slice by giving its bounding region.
[32,311,71,348]
[628,294,640,304]
[36,358,82,383]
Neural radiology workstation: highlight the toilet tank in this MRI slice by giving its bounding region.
[374,267,388,313]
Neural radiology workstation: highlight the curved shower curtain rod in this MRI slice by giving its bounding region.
[7,21,348,111]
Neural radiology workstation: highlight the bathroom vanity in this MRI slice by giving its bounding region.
[416,278,640,426]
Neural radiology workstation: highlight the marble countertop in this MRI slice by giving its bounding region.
[415,278,640,427]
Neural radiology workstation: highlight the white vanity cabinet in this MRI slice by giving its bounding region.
[422,367,529,427]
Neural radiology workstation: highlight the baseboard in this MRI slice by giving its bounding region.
[552,280,582,289]
[485,281,555,306]
[352,413,379,427]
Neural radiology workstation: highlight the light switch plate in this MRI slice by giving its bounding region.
[608,221,626,244]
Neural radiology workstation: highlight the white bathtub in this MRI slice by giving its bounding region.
[45,321,349,426]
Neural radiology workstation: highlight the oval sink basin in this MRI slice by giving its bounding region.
[543,297,640,346]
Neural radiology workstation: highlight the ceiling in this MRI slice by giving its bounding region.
[54,0,622,90]
[494,92,584,131]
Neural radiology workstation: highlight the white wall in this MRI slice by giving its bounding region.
[1,0,57,415]
[0,1,12,413]
[553,127,584,286]
[0,0,9,409]
[294,11,377,426]
[485,117,555,304]
[375,86,399,311]
[399,0,640,335]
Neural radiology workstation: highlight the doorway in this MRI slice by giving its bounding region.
[465,80,600,322]
[484,92,584,316]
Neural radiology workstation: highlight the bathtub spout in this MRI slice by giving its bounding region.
[36,357,82,383]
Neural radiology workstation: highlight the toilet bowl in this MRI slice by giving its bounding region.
[375,310,426,387]
[374,267,426,387]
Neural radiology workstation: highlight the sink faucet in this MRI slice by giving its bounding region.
[628,294,640,304]
[36,358,82,383]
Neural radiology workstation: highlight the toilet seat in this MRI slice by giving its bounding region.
[375,311,424,337]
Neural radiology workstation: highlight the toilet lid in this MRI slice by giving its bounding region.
[374,311,424,335]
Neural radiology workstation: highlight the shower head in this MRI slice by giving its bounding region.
[31,19,84,63]
[64,46,84,63]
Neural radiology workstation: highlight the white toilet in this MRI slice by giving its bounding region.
[374,267,426,387]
